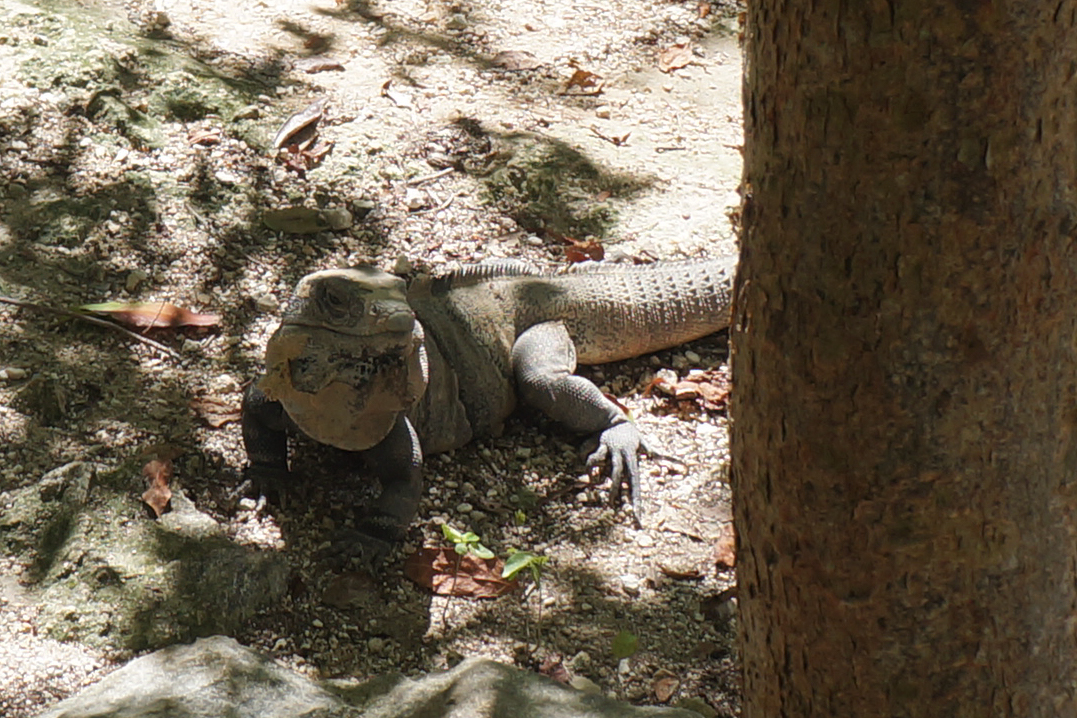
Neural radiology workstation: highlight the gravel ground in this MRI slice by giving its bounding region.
[0,0,744,715]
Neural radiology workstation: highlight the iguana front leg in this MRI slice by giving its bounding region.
[241,382,292,497]
[318,413,424,568]
[359,412,423,546]
[242,384,422,566]
[512,321,658,525]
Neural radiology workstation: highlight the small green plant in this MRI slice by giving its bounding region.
[611,629,639,660]
[441,524,494,559]
[502,549,548,584]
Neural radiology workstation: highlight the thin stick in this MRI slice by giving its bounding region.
[405,167,455,186]
[0,295,183,359]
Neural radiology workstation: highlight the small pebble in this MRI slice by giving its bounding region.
[311,618,324,628]
[0,367,28,381]
[255,293,279,312]
[125,269,148,292]
[684,349,701,364]
[594,105,611,119]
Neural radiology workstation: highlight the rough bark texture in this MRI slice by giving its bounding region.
[732,2,1077,716]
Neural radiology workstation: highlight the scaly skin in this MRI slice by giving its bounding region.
[242,256,736,561]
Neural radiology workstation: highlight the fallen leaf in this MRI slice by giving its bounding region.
[658,563,705,580]
[658,43,694,73]
[697,2,711,19]
[81,302,220,329]
[190,395,241,428]
[539,656,571,684]
[273,97,328,149]
[652,669,680,703]
[279,139,334,175]
[141,458,172,517]
[294,56,345,73]
[492,50,542,71]
[648,366,731,412]
[403,547,518,598]
[381,79,414,109]
[714,521,736,568]
[563,68,603,94]
[187,127,222,146]
[263,206,351,233]
[564,239,604,263]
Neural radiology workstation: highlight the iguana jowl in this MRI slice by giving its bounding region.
[242,257,736,560]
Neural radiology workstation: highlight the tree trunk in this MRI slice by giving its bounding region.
[732,2,1077,716]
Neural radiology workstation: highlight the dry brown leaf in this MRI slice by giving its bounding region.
[294,56,345,74]
[539,656,571,684]
[714,521,736,568]
[190,395,241,428]
[649,367,731,412]
[381,79,414,109]
[697,1,711,19]
[403,547,518,598]
[273,97,328,149]
[658,43,694,73]
[81,302,220,329]
[652,669,680,703]
[658,563,705,580]
[563,68,603,94]
[187,128,222,146]
[141,458,173,517]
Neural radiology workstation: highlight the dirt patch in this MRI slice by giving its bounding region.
[0,0,743,715]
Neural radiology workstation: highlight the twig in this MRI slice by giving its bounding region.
[411,191,457,215]
[405,167,455,186]
[0,295,183,359]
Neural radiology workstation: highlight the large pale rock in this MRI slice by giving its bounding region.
[39,636,703,718]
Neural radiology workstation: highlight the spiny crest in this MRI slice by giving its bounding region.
[430,260,543,292]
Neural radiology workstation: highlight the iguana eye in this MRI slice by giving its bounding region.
[317,283,351,318]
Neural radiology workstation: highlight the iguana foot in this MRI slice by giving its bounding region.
[585,422,667,528]
[244,463,297,506]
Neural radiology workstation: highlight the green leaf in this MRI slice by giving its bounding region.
[513,509,527,526]
[611,630,638,660]
[501,550,547,580]
[442,524,466,543]
[471,544,495,560]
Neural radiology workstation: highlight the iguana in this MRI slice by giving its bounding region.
[242,256,736,561]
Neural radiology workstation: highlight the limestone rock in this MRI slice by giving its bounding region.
[40,636,704,718]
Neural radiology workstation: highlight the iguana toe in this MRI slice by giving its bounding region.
[587,422,648,527]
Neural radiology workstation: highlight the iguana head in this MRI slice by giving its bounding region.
[258,267,428,452]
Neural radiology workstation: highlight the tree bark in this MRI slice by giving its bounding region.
[732,2,1077,716]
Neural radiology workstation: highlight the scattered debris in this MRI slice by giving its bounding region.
[658,43,694,73]
[141,458,173,517]
[380,79,414,109]
[263,206,353,233]
[272,97,329,149]
[81,302,220,329]
[491,50,542,71]
[563,66,604,95]
[403,547,518,598]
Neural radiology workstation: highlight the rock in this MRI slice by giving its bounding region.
[0,463,288,656]
[255,293,279,312]
[38,636,346,718]
[41,637,704,718]
[124,269,148,292]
